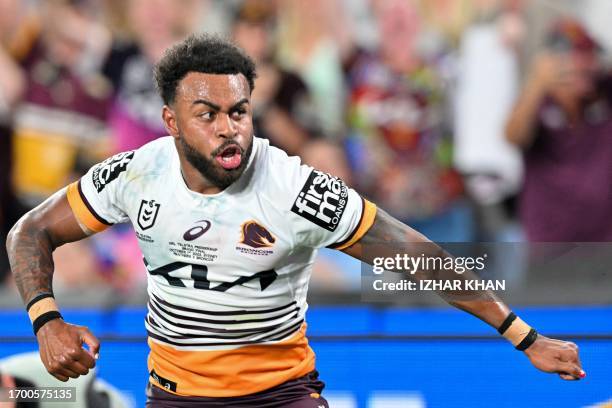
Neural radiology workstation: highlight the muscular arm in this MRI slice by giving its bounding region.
[6,188,100,382]
[342,208,510,328]
[7,188,90,304]
[343,208,585,380]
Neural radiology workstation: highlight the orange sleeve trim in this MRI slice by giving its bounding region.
[330,198,377,251]
[66,181,111,233]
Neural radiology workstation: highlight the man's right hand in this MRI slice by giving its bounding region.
[36,319,100,382]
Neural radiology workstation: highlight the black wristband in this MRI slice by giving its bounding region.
[26,292,54,312]
[497,312,517,335]
[515,328,538,351]
[33,311,63,335]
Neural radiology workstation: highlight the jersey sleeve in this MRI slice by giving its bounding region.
[66,150,134,232]
[288,164,377,250]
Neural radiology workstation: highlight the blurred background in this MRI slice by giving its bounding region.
[0,0,611,407]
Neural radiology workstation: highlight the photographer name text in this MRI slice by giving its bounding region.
[373,279,506,291]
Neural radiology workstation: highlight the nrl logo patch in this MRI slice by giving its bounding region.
[137,199,160,230]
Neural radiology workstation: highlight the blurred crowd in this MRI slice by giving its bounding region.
[1,0,612,297]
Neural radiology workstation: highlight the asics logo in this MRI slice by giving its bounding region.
[183,220,212,241]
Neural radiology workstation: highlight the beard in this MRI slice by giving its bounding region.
[178,134,253,190]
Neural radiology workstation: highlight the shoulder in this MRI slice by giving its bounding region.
[253,137,311,196]
[130,136,175,169]
[90,136,174,191]
[253,138,350,222]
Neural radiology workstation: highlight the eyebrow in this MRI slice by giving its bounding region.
[192,99,220,111]
[192,98,249,111]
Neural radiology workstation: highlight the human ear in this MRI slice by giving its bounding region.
[162,105,179,139]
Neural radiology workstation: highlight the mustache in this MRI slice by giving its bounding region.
[211,140,244,157]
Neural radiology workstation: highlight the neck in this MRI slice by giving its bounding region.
[180,157,223,195]
[174,142,223,195]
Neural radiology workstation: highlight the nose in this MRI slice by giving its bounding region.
[216,112,237,139]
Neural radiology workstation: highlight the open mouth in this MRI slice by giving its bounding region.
[215,144,243,170]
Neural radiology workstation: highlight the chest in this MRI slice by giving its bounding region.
[125,190,293,292]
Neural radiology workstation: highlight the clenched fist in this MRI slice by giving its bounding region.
[524,334,585,380]
[36,319,100,382]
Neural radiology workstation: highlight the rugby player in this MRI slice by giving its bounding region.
[7,35,585,407]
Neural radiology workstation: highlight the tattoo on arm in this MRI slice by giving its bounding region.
[6,190,91,305]
[7,220,56,304]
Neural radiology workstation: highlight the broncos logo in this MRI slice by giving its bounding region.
[240,221,276,248]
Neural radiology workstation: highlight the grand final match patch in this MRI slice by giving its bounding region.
[91,151,134,192]
[291,170,349,232]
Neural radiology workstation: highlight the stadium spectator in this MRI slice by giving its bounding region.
[1,0,122,292]
[101,0,202,153]
[276,0,347,138]
[0,0,28,284]
[344,0,473,242]
[506,18,612,241]
[231,0,316,155]
[10,0,113,207]
[454,0,525,209]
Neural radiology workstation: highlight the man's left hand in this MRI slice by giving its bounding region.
[524,335,585,380]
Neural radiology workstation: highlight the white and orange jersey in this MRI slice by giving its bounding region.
[66,136,376,397]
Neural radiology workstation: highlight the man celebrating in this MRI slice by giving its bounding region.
[7,35,584,407]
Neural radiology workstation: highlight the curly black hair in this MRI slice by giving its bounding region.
[154,34,257,105]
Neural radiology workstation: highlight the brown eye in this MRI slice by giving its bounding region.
[199,111,215,121]
[231,109,247,120]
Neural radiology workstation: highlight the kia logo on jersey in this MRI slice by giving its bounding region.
[240,221,276,248]
[137,199,160,230]
[183,220,212,241]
